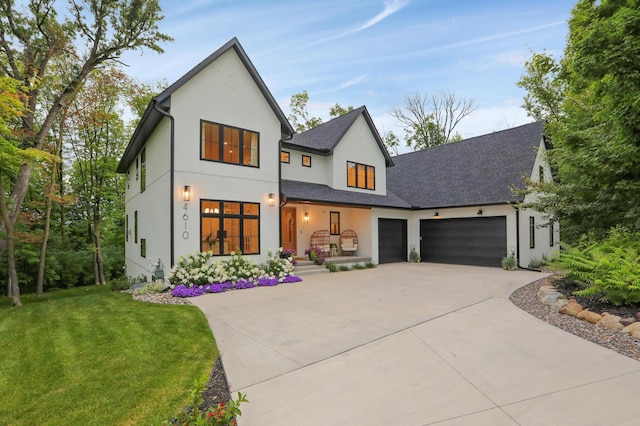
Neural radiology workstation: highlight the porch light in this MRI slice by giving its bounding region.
[433,212,440,218]
[304,212,309,223]
[182,185,191,201]
[477,209,483,215]
[267,193,275,207]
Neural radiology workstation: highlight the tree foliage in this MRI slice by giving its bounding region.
[391,91,476,150]
[520,0,640,241]
[287,90,353,132]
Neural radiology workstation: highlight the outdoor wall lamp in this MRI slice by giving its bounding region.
[267,193,275,207]
[182,185,191,201]
[433,211,440,218]
[304,212,309,223]
[477,209,483,215]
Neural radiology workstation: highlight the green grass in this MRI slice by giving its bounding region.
[0,286,218,425]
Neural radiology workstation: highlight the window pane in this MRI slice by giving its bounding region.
[243,218,259,254]
[281,151,290,163]
[366,166,375,190]
[223,127,240,164]
[224,218,241,254]
[224,202,240,215]
[202,200,220,215]
[347,162,356,187]
[202,122,220,161]
[330,211,340,235]
[244,203,259,216]
[201,217,221,255]
[243,131,259,166]
[529,217,535,249]
[357,164,366,188]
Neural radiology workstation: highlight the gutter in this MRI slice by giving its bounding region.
[152,100,176,266]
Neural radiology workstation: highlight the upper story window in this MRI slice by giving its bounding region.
[201,120,259,167]
[280,151,290,163]
[302,155,311,167]
[347,161,375,190]
[140,148,146,192]
[539,165,544,183]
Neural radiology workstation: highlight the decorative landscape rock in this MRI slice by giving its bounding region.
[560,299,584,317]
[550,298,569,313]
[620,317,636,327]
[622,322,640,339]
[536,285,568,313]
[596,313,624,331]
[577,309,603,324]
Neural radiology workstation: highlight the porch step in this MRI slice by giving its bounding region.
[293,260,330,276]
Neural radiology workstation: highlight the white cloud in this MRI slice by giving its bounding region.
[356,0,411,32]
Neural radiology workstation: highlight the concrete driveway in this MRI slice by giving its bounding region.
[191,263,640,425]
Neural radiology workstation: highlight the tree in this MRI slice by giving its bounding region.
[288,90,353,132]
[0,0,171,303]
[391,91,476,150]
[381,129,401,156]
[521,0,640,241]
[516,51,565,123]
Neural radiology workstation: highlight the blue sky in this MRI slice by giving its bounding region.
[121,0,575,151]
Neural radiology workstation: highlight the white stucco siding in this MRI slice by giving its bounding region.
[281,150,330,185]
[170,48,281,185]
[370,208,414,264]
[331,116,387,194]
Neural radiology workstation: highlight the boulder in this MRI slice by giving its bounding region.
[560,299,584,317]
[550,298,569,313]
[622,322,640,339]
[596,313,624,331]
[620,317,636,327]
[577,309,602,324]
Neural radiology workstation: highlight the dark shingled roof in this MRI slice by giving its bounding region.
[281,180,411,209]
[117,37,293,173]
[283,106,394,167]
[387,121,545,209]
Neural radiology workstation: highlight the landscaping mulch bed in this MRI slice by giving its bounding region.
[509,276,640,362]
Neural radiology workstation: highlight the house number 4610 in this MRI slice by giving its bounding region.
[182,203,189,239]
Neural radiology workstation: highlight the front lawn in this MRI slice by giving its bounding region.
[0,285,218,425]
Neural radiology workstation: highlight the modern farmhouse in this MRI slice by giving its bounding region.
[117,37,558,279]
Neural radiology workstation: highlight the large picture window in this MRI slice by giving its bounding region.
[201,121,259,167]
[201,200,260,255]
[347,161,375,190]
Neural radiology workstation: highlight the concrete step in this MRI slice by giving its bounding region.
[293,261,330,277]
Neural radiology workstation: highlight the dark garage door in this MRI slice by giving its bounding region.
[378,219,407,264]
[420,216,507,267]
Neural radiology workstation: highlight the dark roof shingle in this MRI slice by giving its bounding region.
[386,121,545,208]
[281,180,411,209]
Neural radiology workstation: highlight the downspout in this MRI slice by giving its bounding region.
[514,205,522,268]
[153,100,176,266]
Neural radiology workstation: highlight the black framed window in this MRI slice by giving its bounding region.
[201,120,259,167]
[140,148,146,192]
[280,151,290,163]
[549,223,554,247]
[134,211,138,244]
[125,214,129,242]
[529,217,535,249]
[201,200,260,255]
[140,238,146,258]
[347,161,375,190]
[330,211,340,235]
[302,155,311,167]
[135,157,139,181]
[539,165,544,183]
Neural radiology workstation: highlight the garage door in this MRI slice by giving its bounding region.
[420,216,507,267]
[378,219,407,264]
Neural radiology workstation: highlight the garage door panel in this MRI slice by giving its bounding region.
[420,217,506,267]
[378,219,407,264]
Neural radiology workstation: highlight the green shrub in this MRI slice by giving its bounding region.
[552,227,640,306]
[110,278,130,292]
[529,258,545,269]
[325,262,338,272]
[351,263,365,270]
[501,256,516,270]
[365,262,375,269]
[339,265,350,272]
[262,248,295,278]
[134,282,168,295]
[409,246,421,262]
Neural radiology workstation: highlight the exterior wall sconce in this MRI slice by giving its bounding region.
[182,185,191,201]
[304,212,309,223]
[433,211,440,218]
[477,209,483,215]
[267,193,275,207]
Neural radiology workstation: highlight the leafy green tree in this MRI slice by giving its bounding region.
[391,91,475,150]
[381,129,401,156]
[516,50,565,123]
[288,90,353,132]
[521,0,640,241]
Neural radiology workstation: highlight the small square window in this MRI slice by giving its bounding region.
[302,155,311,167]
[281,151,290,163]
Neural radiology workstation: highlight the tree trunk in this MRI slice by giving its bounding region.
[93,216,106,285]
[0,174,21,306]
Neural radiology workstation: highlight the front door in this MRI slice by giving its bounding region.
[281,207,297,254]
